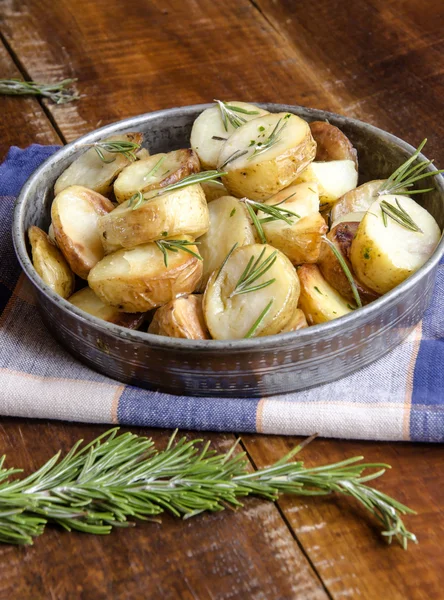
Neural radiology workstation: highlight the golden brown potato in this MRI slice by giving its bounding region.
[200,180,229,202]
[217,112,316,200]
[98,184,209,252]
[88,236,203,312]
[318,222,380,305]
[28,226,75,298]
[330,179,385,226]
[295,160,358,211]
[309,121,358,169]
[54,133,143,197]
[203,244,300,339]
[298,264,353,325]
[69,286,145,329]
[258,182,328,265]
[148,295,210,339]
[113,149,200,203]
[51,185,115,279]
[278,307,308,333]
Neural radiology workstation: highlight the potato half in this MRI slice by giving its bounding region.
[203,243,300,340]
[217,112,316,200]
[258,182,327,264]
[197,196,255,291]
[350,195,441,294]
[296,160,358,210]
[191,102,268,169]
[54,133,143,197]
[113,149,200,203]
[298,264,353,325]
[88,237,203,312]
[69,286,145,329]
[148,295,210,339]
[278,307,308,333]
[318,222,380,305]
[200,180,229,203]
[330,179,384,226]
[309,121,358,169]
[98,184,209,252]
[51,185,115,279]
[28,226,75,298]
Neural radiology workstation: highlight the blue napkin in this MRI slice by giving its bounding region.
[1,145,443,442]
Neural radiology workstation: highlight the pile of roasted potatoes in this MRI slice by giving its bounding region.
[28,102,442,340]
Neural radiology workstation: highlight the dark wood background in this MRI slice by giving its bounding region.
[1,1,443,598]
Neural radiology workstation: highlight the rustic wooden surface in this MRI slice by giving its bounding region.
[1,0,443,598]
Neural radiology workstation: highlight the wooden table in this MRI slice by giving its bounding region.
[1,1,443,598]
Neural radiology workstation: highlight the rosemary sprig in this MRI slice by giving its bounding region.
[91,140,141,164]
[219,149,248,169]
[214,99,259,130]
[143,155,166,180]
[127,191,144,209]
[216,242,238,279]
[132,171,227,210]
[155,240,202,267]
[0,78,79,104]
[249,116,289,160]
[229,247,277,297]
[378,139,444,196]
[241,197,301,244]
[322,236,362,308]
[380,199,423,233]
[244,300,274,338]
[0,429,416,548]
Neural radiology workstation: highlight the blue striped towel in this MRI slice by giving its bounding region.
[1,145,443,442]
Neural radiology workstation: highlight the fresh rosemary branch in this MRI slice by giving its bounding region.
[219,149,248,169]
[378,139,444,196]
[127,191,144,209]
[244,300,274,338]
[143,155,166,181]
[380,199,423,233]
[240,196,301,244]
[249,115,290,160]
[214,99,259,130]
[132,171,227,210]
[322,236,362,308]
[155,239,202,267]
[229,247,277,297]
[0,429,416,548]
[91,140,141,163]
[0,78,79,104]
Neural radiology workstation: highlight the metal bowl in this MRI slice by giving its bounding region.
[13,104,444,397]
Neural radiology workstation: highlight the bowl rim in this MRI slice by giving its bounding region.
[13,102,444,351]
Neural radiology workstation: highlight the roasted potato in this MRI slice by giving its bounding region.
[318,222,380,305]
[69,286,145,329]
[309,121,358,169]
[330,179,384,226]
[298,264,353,324]
[190,101,268,169]
[278,307,308,333]
[98,184,209,252]
[28,226,75,298]
[113,149,200,203]
[217,112,316,200]
[135,148,150,160]
[200,180,229,203]
[148,294,210,339]
[51,185,114,279]
[48,223,57,244]
[88,236,203,312]
[54,133,143,197]
[296,159,358,210]
[350,195,441,294]
[203,243,300,339]
[197,196,255,291]
[259,182,328,264]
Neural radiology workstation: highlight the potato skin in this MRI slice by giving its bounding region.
[69,286,145,329]
[298,264,353,325]
[278,307,308,333]
[148,295,210,339]
[28,226,75,298]
[218,113,316,201]
[51,185,115,279]
[309,121,358,169]
[331,179,384,226]
[318,222,380,305]
[88,239,203,312]
[99,184,209,252]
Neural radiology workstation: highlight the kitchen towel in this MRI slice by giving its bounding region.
[1,145,443,442]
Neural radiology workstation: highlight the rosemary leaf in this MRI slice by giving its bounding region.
[230,248,277,297]
[380,200,423,233]
[249,118,287,160]
[322,236,362,308]
[214,100,259,131]
[89,140,142,164]
[0,78,79,104]
[155,240,202,267]
[244,300,274,338]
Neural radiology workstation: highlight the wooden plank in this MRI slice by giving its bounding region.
[242,434,444,599]
[0,41,60,160]
[0,420,328,599]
